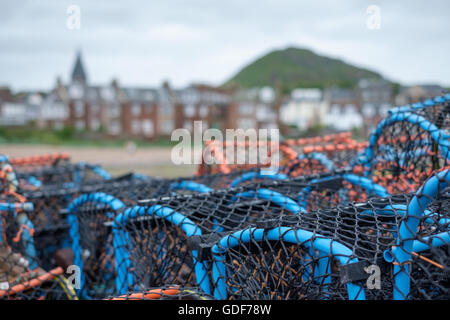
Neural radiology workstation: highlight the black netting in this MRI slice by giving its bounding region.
[362,100,449,195]
[66,171,280,299]
[105,286,214,300]
[1,95,449,301]
[0,194,77,300]
[16,162,111,190]
[211,170,449,300]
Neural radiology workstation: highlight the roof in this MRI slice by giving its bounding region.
[122,87,158,102]
[71,51,87,83]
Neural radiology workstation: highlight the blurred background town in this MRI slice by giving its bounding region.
[1,1,449,176]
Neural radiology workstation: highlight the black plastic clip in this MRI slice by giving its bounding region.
[339,258,387,284]
[187,232,226,261]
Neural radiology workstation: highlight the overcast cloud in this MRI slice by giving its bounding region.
[0,0,449,91]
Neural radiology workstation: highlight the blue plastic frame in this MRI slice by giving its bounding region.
[211,226,365,300]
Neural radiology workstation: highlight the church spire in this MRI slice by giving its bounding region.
[71,50,87,84]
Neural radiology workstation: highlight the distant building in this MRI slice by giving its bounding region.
[230,87,277,131]
[356,78,393,132]
[255,87,278,130]
[0,87,43,126]
[38,51,277,140]
[40,52,173,139]
[323,88,362,131]
[395,84,445,105]
[280,88,328,131]
[175,84,229,133]
[120,85,159,138]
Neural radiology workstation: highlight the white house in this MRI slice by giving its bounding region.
[280,88,328,131]
[323,88,363,131]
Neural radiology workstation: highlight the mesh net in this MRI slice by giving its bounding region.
[105,286,214,300]
[197,132,355,176]
[9,153,70,175]
[360,102,449,195]
[0,194,77,300]
[66,171,277,299]
[211,169,449,300]
[280,142,368,177]
[1,96,448,301]
[16,162,111,190]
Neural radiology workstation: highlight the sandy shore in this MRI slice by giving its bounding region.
[0,144,196,178]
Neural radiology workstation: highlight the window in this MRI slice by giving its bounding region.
[142,120,154,137]
[330,104,341,115]
[91,118,100,131]
[184,104,196,117]
[199,104,209,117]
[160,120,174,134]
[362,103,376,118]
[75,120,85,131]
[108,103,120,118]
[131,103,141,116]
[183,120,193,132]
[131,120,141,134]
[108,119,121,135]
[239,103,253,115]
[101,87,114,100]
[69,84,83,99]
[75,101,84,117]
[345,104,357,114]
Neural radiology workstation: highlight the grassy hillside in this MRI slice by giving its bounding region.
[225,47,383,92]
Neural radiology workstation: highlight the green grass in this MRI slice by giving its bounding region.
[0,126,177,148]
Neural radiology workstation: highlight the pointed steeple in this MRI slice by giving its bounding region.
[71,50,87,85]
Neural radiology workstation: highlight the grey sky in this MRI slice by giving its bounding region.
[1,0,449,92]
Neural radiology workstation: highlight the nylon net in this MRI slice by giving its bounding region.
[211,169,449,300]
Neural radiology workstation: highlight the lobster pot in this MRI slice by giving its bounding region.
[106,286,214,300]
[9,153,70,175]
[70,200,120,299]
[22,187,79,271]
[109,182,312,298]
[210,199,405,300]
[281,142,367,178]
[16,162,111,190]
[389,95,449,131]
[65,177,218,299]
[211,229,356,300]
[23,177,158,272]
[364,110,449,195]
[112,212,204,295]
[407,239,449,299]
[0,200,76,300]
[389,169,449,299]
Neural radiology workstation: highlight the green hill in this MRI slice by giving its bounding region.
[225,47,384,92]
